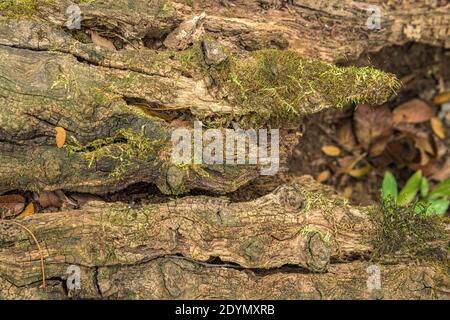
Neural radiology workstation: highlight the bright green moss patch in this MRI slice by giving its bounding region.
[0,0,53,17]
[217,49,400,126]
[180,45,401,127]
[66,125,166,177]
[367,199,448,257]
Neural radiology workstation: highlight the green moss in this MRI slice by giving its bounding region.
[367,199,448,258]
[0,0,53,17]
[300,225,332,244]
[219,49,400,126]
[240,236,270,262]
[66,125,165,178]
[179,45,401,128]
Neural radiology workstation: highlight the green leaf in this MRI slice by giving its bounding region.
[425,198,450,216]
[413,201,427,214]
[420,177,429,198]
[382,171,398,202]
[429,179,450,199]
[397,170,422,206]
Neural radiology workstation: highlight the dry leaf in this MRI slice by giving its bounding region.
[348,165,371,178]
[342,186,353,199]
[0,194,25,219]
[337,121,358,152]
[89,31,117,51]
[411,131,436,167]
[386,136,419,165]
[321,145,341,157]
[55,127,67,148]
[16,202,35,219]
[433,91,450,105]
[317,170,331,183]
[431,117,445,139]
[0,194,25,203]
[431,158,450,181]
[38,191,63,209]
[354,104,393,157]
[393,99,433,124]
[336,153,366,175]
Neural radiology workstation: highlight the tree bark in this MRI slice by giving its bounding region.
[0,0,449,300]
[0,177,448,299]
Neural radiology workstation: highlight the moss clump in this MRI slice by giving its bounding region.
[219,49,400,126]
[367,199,448,258]
[66,125,165,177]
[180,45,401,127]
[0,0,53,17]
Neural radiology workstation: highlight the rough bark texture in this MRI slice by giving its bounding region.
[0,177,448,299]
[0,0,449,300]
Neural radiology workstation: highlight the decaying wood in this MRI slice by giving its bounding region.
[0,2,399,195]
[0,177,448,299]
[2,257,449,300]
[0,0,449,300]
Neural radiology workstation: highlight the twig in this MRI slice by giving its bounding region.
[0,220,47,289]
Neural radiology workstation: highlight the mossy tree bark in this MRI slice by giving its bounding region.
[0,0,448,299]
[0,177,448,299]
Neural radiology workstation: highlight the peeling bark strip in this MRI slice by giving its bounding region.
[198,0,450,62]
[0,178,448,300]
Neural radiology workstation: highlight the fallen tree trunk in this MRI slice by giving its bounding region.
[0,177,448,299]
[0,0,435,195]
[0,0,449,300]
[2,257,449,300]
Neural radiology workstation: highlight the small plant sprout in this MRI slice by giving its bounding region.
[381,170,450,216]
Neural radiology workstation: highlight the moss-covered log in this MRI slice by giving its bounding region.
[1,257,449,300]
[0,0,449,301]
[0,1,401,195]
[0,177,448,299]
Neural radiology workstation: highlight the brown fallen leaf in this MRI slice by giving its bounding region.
[55,127,67,148]
[0,194,25,204]
[431,117,445,139]
[413,132,436,167]
[348,165,371,178]
[16,202,35,219]
[431,158,450,181]
[337,120,358,152]
[393,99,433,124]
[38,191,63,209]
[433,91,450,105]
[354,104,393,157]
[321,145,341,157]
[386,136,419,165]
[0,194,25,219]
[317,170,331,183]
[336,153,366,175]
[88,30,117,51]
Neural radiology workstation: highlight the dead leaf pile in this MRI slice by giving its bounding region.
[315,98,450,195]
